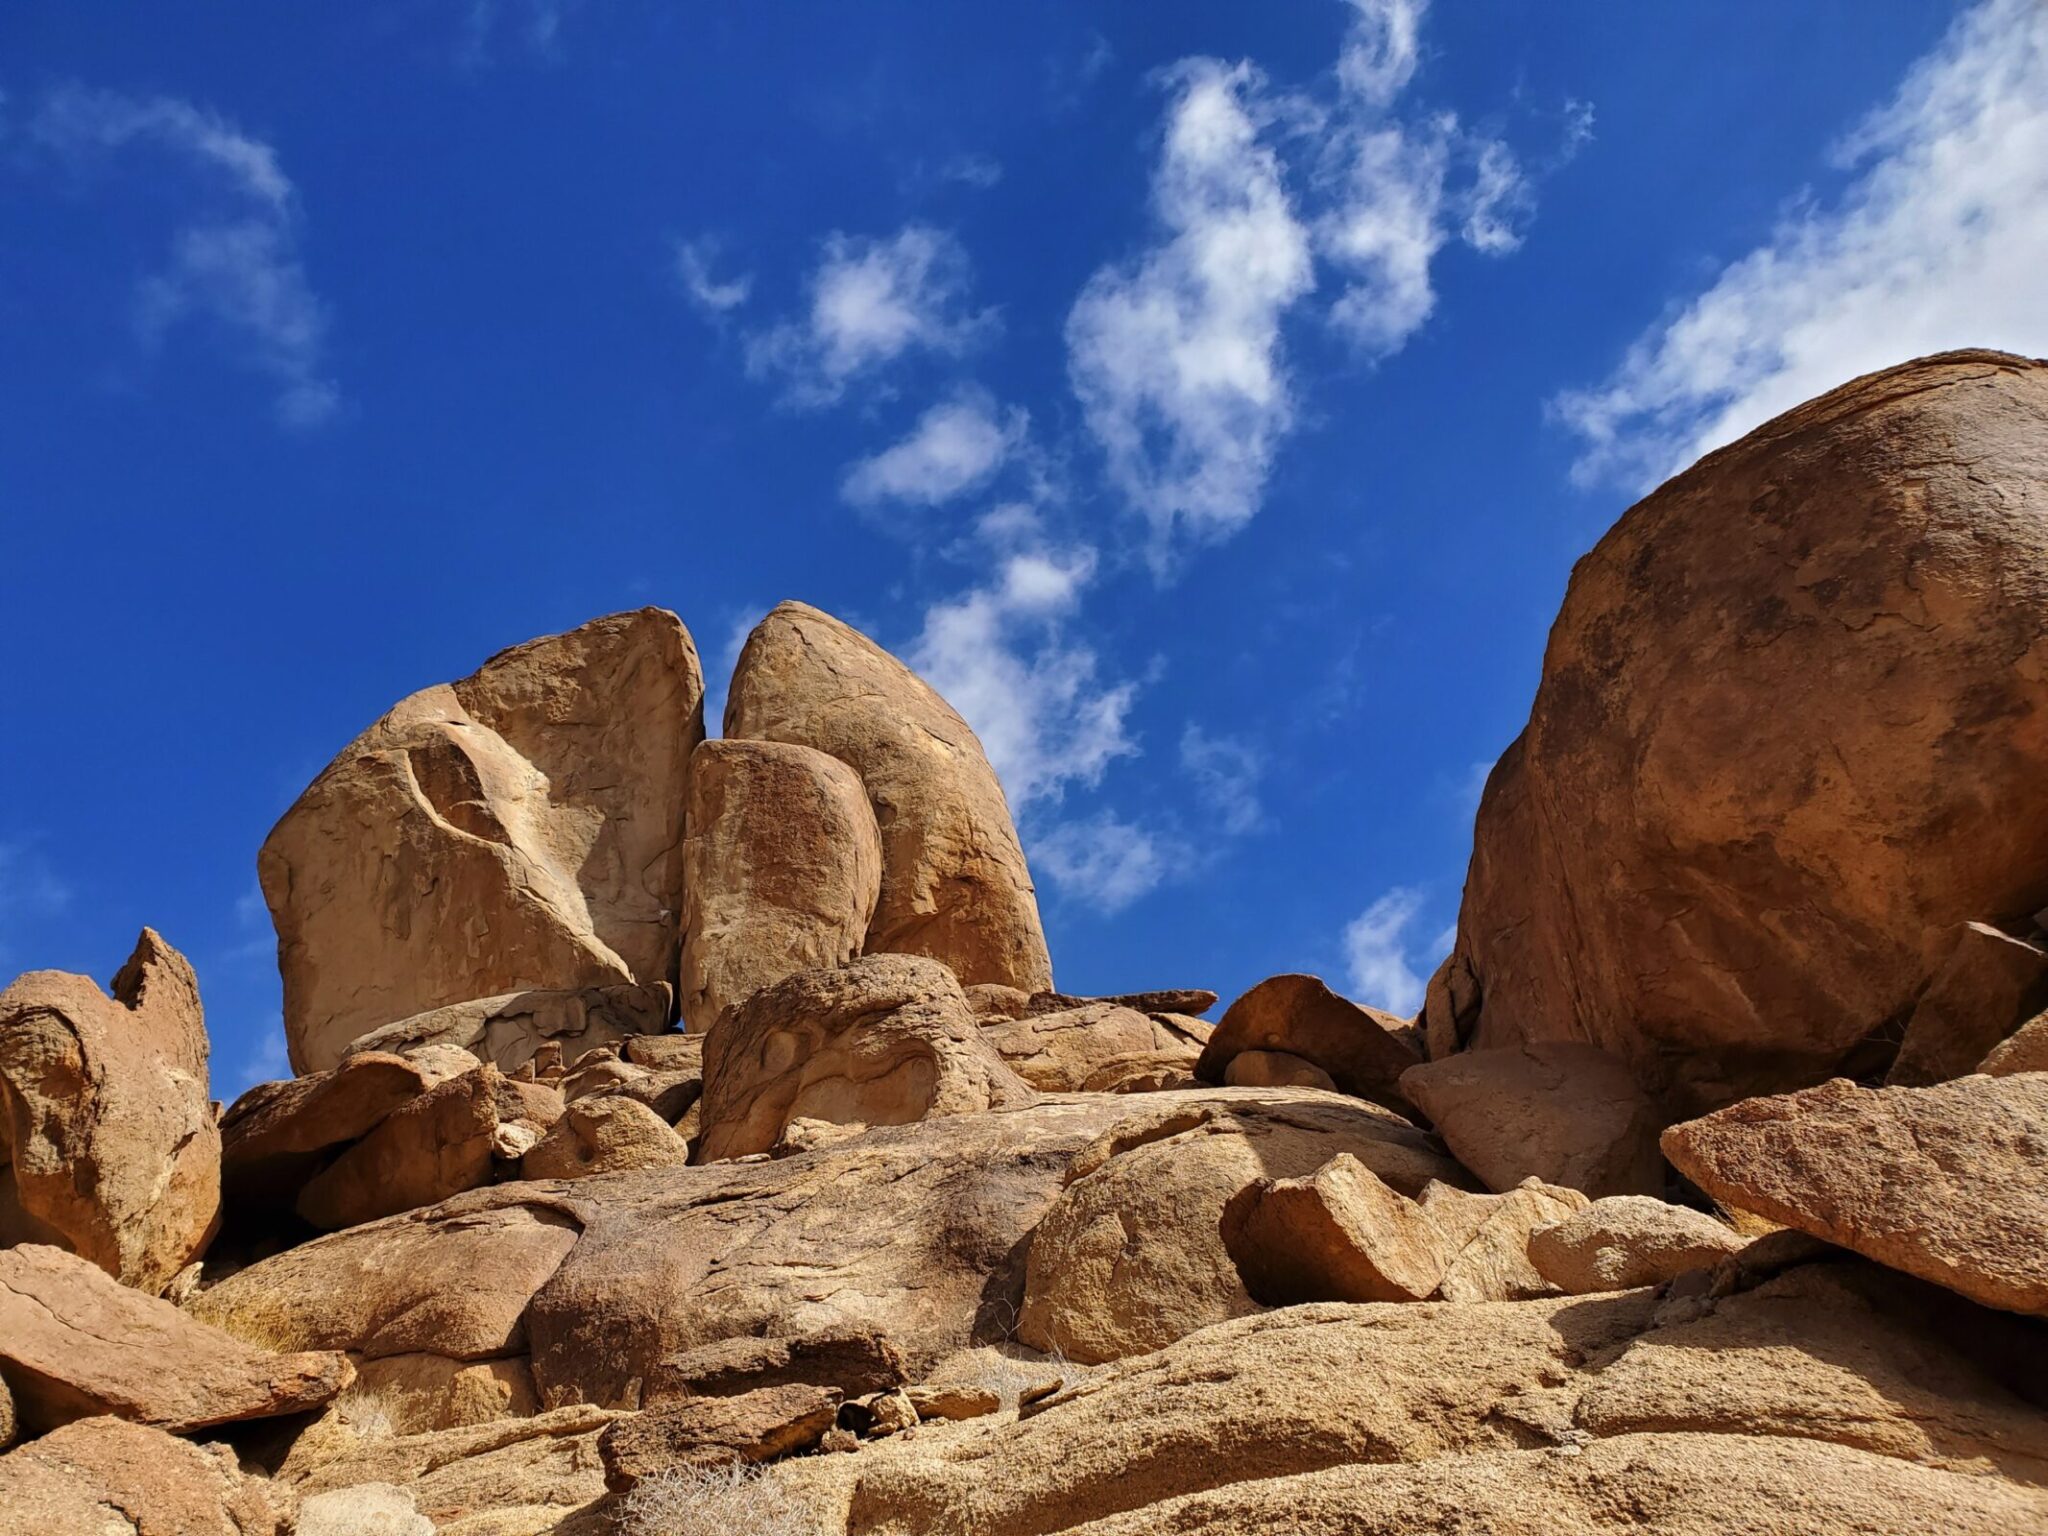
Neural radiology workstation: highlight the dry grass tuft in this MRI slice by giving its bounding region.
[614,1459,825,1536]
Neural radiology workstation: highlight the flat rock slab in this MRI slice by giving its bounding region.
[1661,1073,2048,1316]
[599,1383,841,1490]
[0,1244,352,1435]
[0,1415,295,1536]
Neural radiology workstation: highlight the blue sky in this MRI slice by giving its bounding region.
[4,1,2045,1097]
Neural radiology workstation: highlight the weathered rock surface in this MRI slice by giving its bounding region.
[725,601,1052,993]
[1022,989,1218,1019]
[1223,1047,1337,1090]
[338,1353,539,1436]
[1421,1178,1591,1303]
[695,955,1032,1162]
[0,929,219,1292]
[262,608,704,1072]
[295,1482,433,1536]
[0,1244,351,1435]
[600,1384,841,1489]
[645,1328,907,1406]
[1527,1195,1747,1294]
[0,1416,295,1536]
[1888,920,2048,1086]
[345,983,671,1075]
[678,738,883,1032]
[1447,352,2048,1115]
[982,1002,1203,1092]
[1222,1153,1447,1304]
[521,1095,691,1180]
[1400,1042,1664,1197]
[1195,973,1419,1111]
[1662,1073,2048,1316]
[1983,1011,2048,1075]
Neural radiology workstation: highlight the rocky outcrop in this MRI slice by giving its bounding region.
[1194,973,1419,1111]
[1983,1012,2048,1074]
[725,601,1052,993]
[1444,352,2048,1115]
[1526,1195,1747,1294]
[0,929,219,1293]
[982,1003,1204,1092]
[344,982,671,1074]
[645,1329,907,1406]
[0,1416,295,1536]
[521,1095,692,1180]
[1222,1153,1448,1304]
[695,955,1032,1162]
[1398,1042,1664,1197]
[1663,1073,2048,1316]
[1421,1178,1590,1303]
[0,1245,350,1435]
[678,738,883,1032]
[600,1384,842,1489]
[1887,920,2048,1086]
[261,609,704,1072]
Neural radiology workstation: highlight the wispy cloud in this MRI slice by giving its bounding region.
[1179,725,1264,835]
[746,225,997,408]
[1031,810,1177,914]
[219,1020,290,1103]
[29,85,338,427]
[674,236,753,315]
[459,0,571,66]
[1341,884,1431,1015]
[1553,0,2048,489]
[842,390,1028,508]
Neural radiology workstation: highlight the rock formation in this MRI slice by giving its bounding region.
[1195,973,1420,1112]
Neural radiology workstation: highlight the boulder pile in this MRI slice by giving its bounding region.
[2,350,2047,1535]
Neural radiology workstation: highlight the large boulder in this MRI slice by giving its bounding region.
[1886,920,2048,1086]
[1194,973,1420,1112]
[0,1416,295,1536]
[1441,352,2048,1114]
[0,929,219,1292]
[725,601,1053,993]
[982,1003,1204,1092]
[695,955,1032,1162]
[1526,1195,1747,1294]
[343,982,671,1074]
[678,737,884,1032]
[521,1095,692,1180]
[261,608,704,1072]
[1221,1153,1449,1304]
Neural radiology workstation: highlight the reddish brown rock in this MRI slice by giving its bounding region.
[1223,1048,1337,1091]
[1982,1012,2048,1075]
[0,1416,294,1536]
[1222,1154,1447,1304]
[1195,973,1421,1111]
[645,1328,907,1406]
[344,982,671,1074]
[1421,1178,1591,1303]
[521,1094,692,1180]
[1887,921,2048,1086]
[599,1384,841,1490]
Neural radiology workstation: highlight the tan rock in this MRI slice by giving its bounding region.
[623,1032,704,1073]
[1526,1195,1746,1294]
[262,609,704,1072]
[0,1244,351,1435]
[1422,1177,1591,1303]
[0,1416,294,1536]
[296,1482,433,1536]
[982,1002,1201,1092]
[855,1388,918,1438]
[340,1354,539,1435]
[1222,1153,1446,1304]
[1194,973,1419,1111]
[557,1051,641,1102]
[1222,1047,1336,1091]
[964,983,1031,1020]
[678,738,883,1032]
[1399,1041,1663,1197]
[346,983,672,1075]
[0,1369,14,1450]
[1449,353,2048,1116]
[1889,921,2048,1085]
[0,929,219,1292]
[1662,1073,2048,1316]
[725,601,1052,993]
[1982,1011,2048,1074]
[522,1096,692,1180]
[905,1384,999,1422]
[220,1049,462,1207]
[695,955,1032,1162]
[296,1065,563,1230]
[600,1384,841,1490]
[645,1328,907,1406]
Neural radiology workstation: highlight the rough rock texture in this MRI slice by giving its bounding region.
[599,1383,841,1489]
[1023,989,1218,1018]
[644,1328,907,1406]
[1527,1196,1747,1294]
[677,738,883,1032]
[338,1354,539,1435]
[1194,973,1420,1111]
[695,955,1032,1162]
[982,1003,1203,1092]
[520,1095,691,1180]
[0,1371,14,1451]
[1446,353,2048,1116]
[0,1244,351,1435]
[1224,1048,1337,1091]
[1888,921,2048,1086]
[1017,1096,1469,1362]
[1662,1073,2048,1316]
[1400,1042,1664,1197]
[262,608,704,1072]
[1983,1011,2048,1075]
[0,1416,295,1536]
[345,984,671,1074]
[296,1065,563,1230]
[1222,1153,1447,1304]
[0,929,219,1292]
[725,601,1052,993]
[1422,1178,1591,1303]
[296,1483,433,1536]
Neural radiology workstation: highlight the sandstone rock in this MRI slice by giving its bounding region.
[1399,1041,1664,1197]
[1888,921,2048,1085]
[1420,948,1481,1060]
[1222,1153,1446,1304]
[262,609,704,1072]
[0,1244,351,1435]
[0,1416,294,1536]
[1017,1096,1468,1362]
[586,1067,701,1128]
[1449,353,2048,1115]
[645,1328,907,1406]
[1194,973,1419,1111]
[905,1384,999,1422]
[296,1482,433,1536]
[521,1096,691,1180]
[0,929,219,1292]
[1982,1011,2048,1074]
[1662,1073,2048,1316]
[1222,1048,1336,1090]
[1421,1177,1591,1303]
[599,1384,841,1490]
[853,1388,918,1439]
[1527,1195,1746,1294]
[982,1003,1201,1092]
[678,738,884,1032]
[1022,988,1218,1018]
[340,1354,539,1435]
[0,1371,13,1451]
[345,982,672,1076]
[725,601,1052,993]
[964,984,1032,1020]
[1076,1050,1201,1094]
[296,1065,563,1230]
[695,955,1032,1162]
[622,1032,703,1073]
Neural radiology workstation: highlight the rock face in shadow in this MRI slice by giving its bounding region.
[261,608,704,1072]
[0,929,220,1293]
[343,983,672,1074]
[725,601,1053,994]
[1195,974,1420,1112]
[1443,352,2048,1115]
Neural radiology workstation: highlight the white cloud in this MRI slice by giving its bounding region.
[1341,885,1431,1015]
[1031,811,1173,913]
[220,1022,290,1103]
[747,225,996,408]
[674,237,753,314]
[1554,0,2048,490]
[842,391,1027,508]
[1460,138,1531,256]
[940,153,1004,190]
[1179,725,1264,835]
[30,85,337,427]
[1318,123,1449,356]
[1066,59,1315,564]
[1337,0,1426,109]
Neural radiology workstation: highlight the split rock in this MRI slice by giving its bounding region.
[1888,920,2048,1086]
[1195,973,1419,1111]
